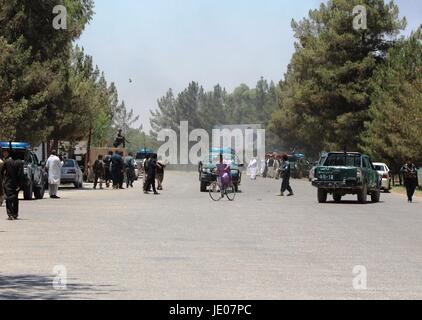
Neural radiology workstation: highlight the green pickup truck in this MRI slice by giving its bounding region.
[312,152,381,204]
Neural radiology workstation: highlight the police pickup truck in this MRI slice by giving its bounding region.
[0,142,46,200]
[312,152,381,204]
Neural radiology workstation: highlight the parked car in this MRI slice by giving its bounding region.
[288,153,312,179]
[312,152,381,204]
[0,142,46,201]
[373,162,392,192]
[61,159,84,188]
[309,153,328,181]
[198,148,243,192]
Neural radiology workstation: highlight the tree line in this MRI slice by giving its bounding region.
[150,0,421,169]
[149,78,279,147]
[0,0,147,153]
[269,0,421,170]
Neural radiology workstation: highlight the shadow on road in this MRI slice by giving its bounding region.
[323,200,386,205]
[0,274,118,300]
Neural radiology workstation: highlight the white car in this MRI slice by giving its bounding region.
[373,162,392,192]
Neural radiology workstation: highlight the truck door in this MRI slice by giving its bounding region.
[362,156,376,190]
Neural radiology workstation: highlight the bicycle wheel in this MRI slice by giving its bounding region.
[225,183,236,201]
[209,182,223,201]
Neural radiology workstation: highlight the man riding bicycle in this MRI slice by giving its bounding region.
[216,154,232,196]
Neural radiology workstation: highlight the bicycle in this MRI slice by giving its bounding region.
[209,174,236,202]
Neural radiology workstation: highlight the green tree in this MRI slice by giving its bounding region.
[270,0,406,155]
[360,27,422,170]
[0,0,94,143]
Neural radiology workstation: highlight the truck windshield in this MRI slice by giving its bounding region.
[324,154,361,167]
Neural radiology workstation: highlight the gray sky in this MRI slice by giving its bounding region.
[77,0,422,131]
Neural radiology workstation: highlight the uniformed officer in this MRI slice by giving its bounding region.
[401,157,419,203]
[278,154,294,197]
[93,155,105,190]
[1,146,25,220]
[113,129,126,148]
[0,147,5,207]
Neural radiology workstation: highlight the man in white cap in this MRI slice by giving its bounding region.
[248,157,258,180]
[46,149,62,199]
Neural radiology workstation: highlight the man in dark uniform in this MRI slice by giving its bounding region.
[401,157,419,203]
[111,151,124,189]
[1,146,25,220]
[113,129,126,148]
[144,154,159,195]
[278,154,294,197]
[118,151,125,189]
[0,148,4,207]
[124,152,136,188]
[103,151,113,188]
[93,155,105,190]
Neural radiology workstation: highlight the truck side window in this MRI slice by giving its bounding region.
[363,157,370,168]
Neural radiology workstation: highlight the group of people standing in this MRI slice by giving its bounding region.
[261,154,284,180]
[248,154,294,197]
[92,151,137,190]
[90,151,166,195]
[142,154,165,195]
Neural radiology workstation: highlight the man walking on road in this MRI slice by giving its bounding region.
[46,150,62,199]
[144,154,159,195]
[278,154,294,197]
[401,158,419,203]
[1,146,25,220]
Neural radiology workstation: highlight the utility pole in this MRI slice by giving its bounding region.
[85,127,93,180]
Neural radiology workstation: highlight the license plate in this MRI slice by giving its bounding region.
[320,174,334,181]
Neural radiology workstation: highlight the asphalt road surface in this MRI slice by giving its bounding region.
[1,171,421,300]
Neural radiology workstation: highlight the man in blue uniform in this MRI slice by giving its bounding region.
[278,154,294,197]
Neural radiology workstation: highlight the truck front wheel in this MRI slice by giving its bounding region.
[371,188,381,203]
[318,188,327,203]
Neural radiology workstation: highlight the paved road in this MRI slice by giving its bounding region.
[0,171,421,300]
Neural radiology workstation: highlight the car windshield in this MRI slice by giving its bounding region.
[374,165,384,171]
[208,153,236,164]
[63,160,75,168]
[324,154,361,167]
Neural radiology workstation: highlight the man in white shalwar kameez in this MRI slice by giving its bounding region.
[248,158,258,180]
[46,150,62,199]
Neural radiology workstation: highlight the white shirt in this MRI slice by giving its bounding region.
[46,155,62,185]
